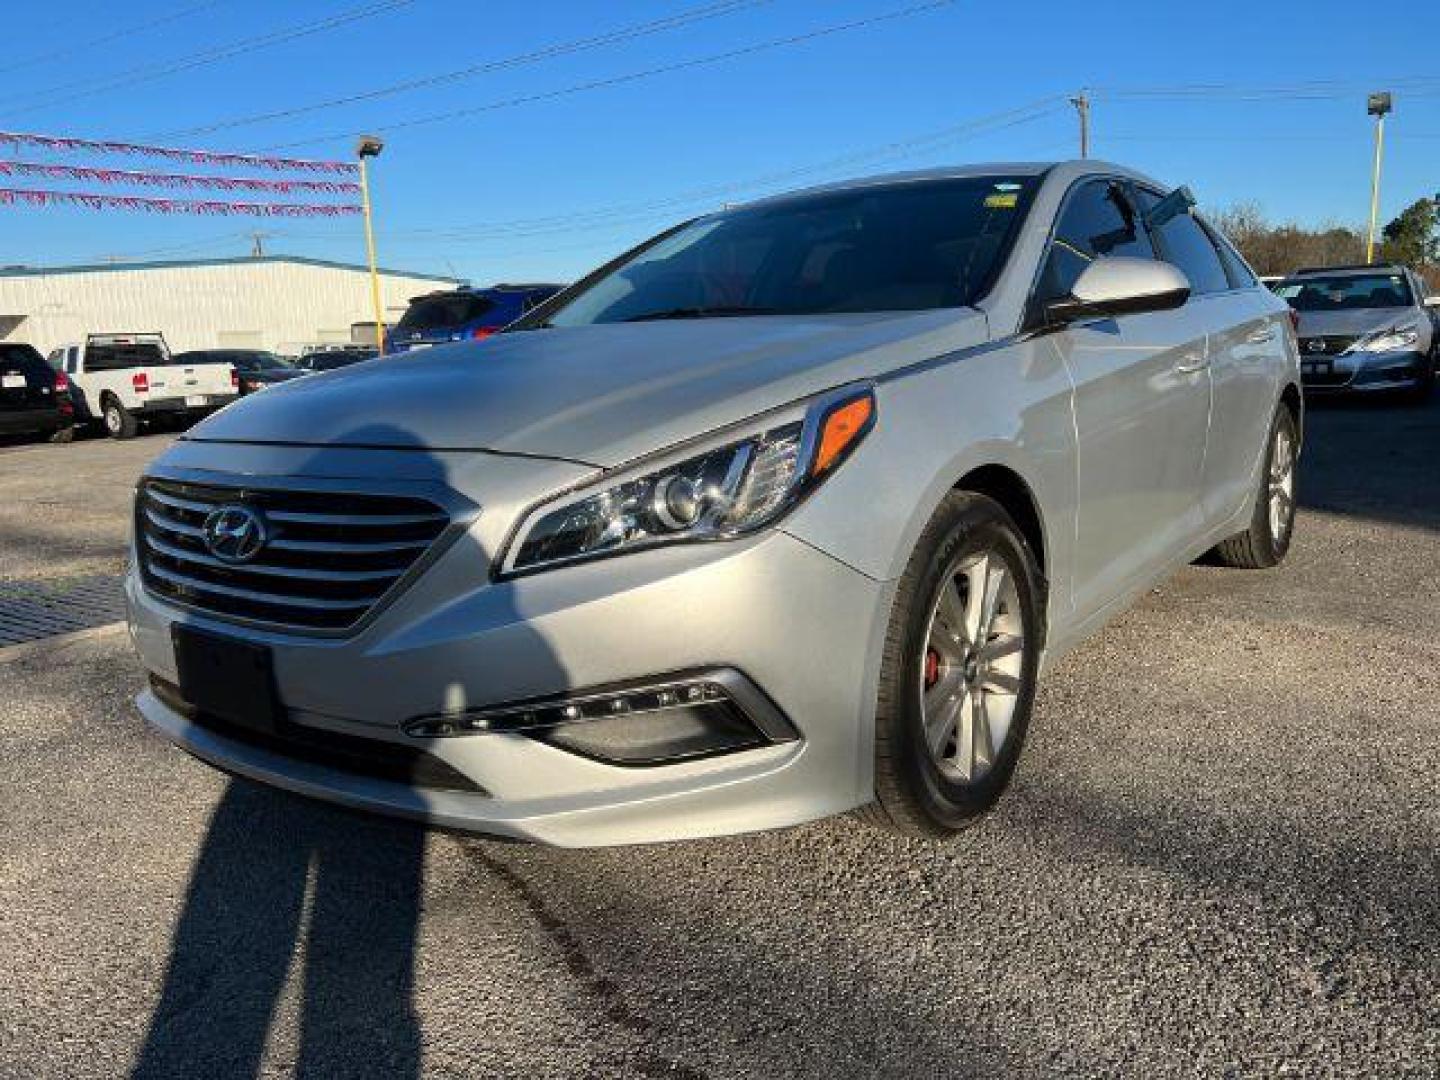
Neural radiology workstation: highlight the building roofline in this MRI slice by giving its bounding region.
[0,253,462,283]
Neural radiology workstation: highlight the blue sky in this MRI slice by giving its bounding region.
[1,0,1437,284]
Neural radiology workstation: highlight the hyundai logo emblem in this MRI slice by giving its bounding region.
[1305,338,1328,354]
[202,505,268,564]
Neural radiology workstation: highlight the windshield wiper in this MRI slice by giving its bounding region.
[623,306,778,322]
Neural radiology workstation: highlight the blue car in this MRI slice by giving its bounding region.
[385,283,564,354]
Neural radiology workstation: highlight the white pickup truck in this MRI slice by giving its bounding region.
[47,333,238,439]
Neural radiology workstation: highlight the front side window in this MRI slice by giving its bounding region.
[1276,273,1414,311]
[1033,180,1155,309]
[1134,190,1230,296]
[540,175,1040,327]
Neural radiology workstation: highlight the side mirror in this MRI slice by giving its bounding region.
[1045,257,1192,324]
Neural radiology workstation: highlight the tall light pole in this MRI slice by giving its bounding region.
[356,135,386,353]
[1070,90,1091,159]
[1365,92,1392,265]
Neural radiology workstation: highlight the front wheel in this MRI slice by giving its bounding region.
[102,399,138,439]
[1210,404,1298,569]
[861,492,1044,838]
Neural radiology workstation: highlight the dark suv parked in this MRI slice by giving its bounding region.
[1,342,73,443]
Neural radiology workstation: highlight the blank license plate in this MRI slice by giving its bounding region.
[1,374,25,389]
[185,395,207,407]
[173,625,279,733]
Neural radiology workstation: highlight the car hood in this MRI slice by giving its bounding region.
[1294,307,1419,338]
[188,310,988,466]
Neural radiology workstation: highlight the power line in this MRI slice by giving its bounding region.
[156,0,775,140]
[0,1,227,76]
[1095,76,1440,103]
[294,95,1067,245]
[0,0,417,118]
[259,0,960,151]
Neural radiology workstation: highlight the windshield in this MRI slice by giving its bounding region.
[1277,273,1413,311]
[395,294,497,332]
[542,175,1039,327]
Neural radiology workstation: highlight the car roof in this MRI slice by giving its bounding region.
[737,159,1162,211]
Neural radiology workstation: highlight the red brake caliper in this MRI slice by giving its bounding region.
[923,647,940,689]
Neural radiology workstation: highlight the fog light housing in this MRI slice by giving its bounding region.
[403,669,798,767]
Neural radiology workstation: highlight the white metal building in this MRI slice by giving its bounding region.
[0,255,460,355]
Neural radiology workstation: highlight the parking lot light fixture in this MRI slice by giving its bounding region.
[1366,92,1392,265]
[356,135,386,353]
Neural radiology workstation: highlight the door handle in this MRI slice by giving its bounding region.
[1174,353,1208,374]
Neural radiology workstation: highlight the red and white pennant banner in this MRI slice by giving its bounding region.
[0,187,362,217]
[0,160,360,194]
[0,130,357,175]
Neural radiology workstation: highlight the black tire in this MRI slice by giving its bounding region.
[48,426,75,444]
[859,492,1044,838]
[1211,404,1298,569]
[102,397,138,439]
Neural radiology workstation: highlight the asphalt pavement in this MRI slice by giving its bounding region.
[1,401,1436,1079]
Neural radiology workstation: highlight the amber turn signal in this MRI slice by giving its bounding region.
[811,393,875,477]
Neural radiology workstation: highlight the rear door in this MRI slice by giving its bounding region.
[1136,190,1286,527]
[1035,178,1212,621]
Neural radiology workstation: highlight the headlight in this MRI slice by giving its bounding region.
[501,385,876,576]
[1353,323,1420,353]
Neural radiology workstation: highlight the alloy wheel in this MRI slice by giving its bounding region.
[1268,424,1296,543]
[919,550,1028,783]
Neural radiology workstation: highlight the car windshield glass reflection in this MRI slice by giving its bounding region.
[1277,274,1413,310]
[545,176,1038,326]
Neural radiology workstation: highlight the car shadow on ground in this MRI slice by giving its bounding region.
[1296,392,1440,532]
[130,423,571,1079]
[131,782,427,1079]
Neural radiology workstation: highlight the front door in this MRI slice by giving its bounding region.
[1030,179,1211,621]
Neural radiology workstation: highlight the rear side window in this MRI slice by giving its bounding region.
[0,344,51,379]
[1034,180,1154,307]
[1134,190,1230,296]
[1204,222,1258,289]
[395,294,497,332]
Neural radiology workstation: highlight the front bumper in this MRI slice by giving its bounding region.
[1301,349,1429,393]
[127,506,889,846]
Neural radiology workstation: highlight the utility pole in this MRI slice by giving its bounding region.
[1366,91,1392,264]
[356,135,386,354]
[1070,90,1091,159]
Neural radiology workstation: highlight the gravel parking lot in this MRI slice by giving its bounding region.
[2,403,1437,1078]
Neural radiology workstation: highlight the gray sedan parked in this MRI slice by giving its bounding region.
[125,161,1300,846]
[1276,263,1438,400]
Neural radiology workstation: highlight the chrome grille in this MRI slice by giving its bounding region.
[136,479,451,632]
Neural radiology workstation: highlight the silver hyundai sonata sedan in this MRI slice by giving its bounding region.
[126,160,1301,846]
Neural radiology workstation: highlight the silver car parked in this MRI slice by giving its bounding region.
[126,161,1301,846]
[1276,263,1438,401]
